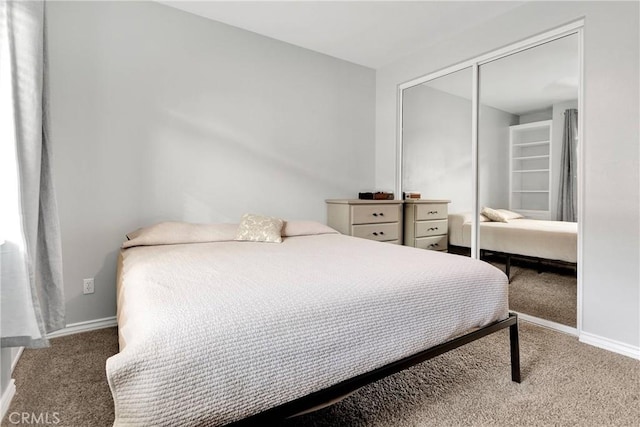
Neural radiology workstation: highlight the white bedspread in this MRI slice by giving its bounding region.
[449,213,577,263]
[107,230,508,426]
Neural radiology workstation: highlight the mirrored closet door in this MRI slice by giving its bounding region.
[399,25,581,333]
[478,34,579,329]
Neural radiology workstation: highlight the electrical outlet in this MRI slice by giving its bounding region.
[83,278,95,295]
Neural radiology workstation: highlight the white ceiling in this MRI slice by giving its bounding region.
[159,1,525,69]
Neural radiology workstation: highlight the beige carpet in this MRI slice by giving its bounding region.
[505,263,577,328]
[3,323,638,427]
[2,328,118,427]
[449,248,578,328]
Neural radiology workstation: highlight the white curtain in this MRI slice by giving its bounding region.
[1,1,65,348]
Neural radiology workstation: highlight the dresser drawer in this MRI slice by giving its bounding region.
[351,205,400,225]
[416,203,448,221]
[415,235,448,251]
[415,219,448,238]
[352,223,399,241]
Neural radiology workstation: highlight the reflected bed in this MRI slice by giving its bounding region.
[448,212,577,263]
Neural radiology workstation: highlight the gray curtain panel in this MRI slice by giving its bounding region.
[557,109,578,222]
[1,1,65,348]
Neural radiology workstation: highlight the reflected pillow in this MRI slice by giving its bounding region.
[481,207,508,223]
[497,209,524,221]
[235,213,284,243]
[458,212,490,224]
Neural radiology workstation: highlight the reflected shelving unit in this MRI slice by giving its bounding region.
[509,120,552,220]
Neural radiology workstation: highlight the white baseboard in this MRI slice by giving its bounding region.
[1,348,24,423]
[1,379,16,422]
[10,348,23,374]
[514,312,579,336]
[515,312,639,359]
[580,331,640,360]
[46,316,117,339]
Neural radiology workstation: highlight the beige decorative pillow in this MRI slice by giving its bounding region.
[481,207,508,223]
[235,214,284,243]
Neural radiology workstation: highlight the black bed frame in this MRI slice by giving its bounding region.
[230,312,520,426]
[449,245,577,283]
[483,250,577,282]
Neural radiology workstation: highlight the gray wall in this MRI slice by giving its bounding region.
[478,104,519,210]
[402,85,472,212]
[0,348,10,396]
[376,1,639,348]
[402,84,517,214]
[47,1,375,325]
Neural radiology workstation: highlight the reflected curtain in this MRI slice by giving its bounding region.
[557,109,578,222]
[1,1,65,348]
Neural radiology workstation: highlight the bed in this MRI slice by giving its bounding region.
[106,220,519,426]
[448,212,577,278]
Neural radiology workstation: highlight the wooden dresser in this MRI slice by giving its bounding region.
[326,199,403,244]
[403,199,451,251]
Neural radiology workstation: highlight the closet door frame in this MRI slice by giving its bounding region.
[396,20,584,335]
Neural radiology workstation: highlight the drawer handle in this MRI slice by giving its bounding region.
[428,243,440,248]
[372,212,385,217]
[428,227,439,231]
[372,231,385,236]
[428,210,439,215]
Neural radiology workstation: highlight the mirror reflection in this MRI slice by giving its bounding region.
[478,34,579,328]
[402,67,473,221]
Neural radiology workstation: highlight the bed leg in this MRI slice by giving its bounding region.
[505,255,511,283]
[509,320,521,383]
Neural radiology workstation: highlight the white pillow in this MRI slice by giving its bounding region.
[123,222,238,248]
[457,212,490,224]
[281,221,338,237]
[481,207,508,223]
[497,209,524,221]
[235,213,284,243]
